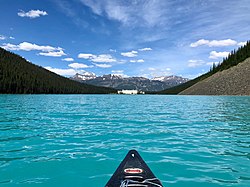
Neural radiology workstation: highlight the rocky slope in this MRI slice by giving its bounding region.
[179,57,250,95]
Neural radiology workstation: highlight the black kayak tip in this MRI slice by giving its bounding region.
[105,149,163,187]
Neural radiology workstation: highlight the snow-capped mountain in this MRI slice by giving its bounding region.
[71,72,96,81]
[152,75,189,85]
[71,73,189,92]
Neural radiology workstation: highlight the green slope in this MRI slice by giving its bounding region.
[0,47,116,94]
[157,41,250,94]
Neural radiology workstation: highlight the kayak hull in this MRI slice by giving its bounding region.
[105,150,163,187]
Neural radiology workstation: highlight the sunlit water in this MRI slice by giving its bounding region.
[0,95,249,187]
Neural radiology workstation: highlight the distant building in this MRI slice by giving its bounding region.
[117,90,145,94]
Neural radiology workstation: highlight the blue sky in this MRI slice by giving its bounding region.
[0,0,249,79]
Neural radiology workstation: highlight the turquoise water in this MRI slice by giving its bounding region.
[0,95,249,187]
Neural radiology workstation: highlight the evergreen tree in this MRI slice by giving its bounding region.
[0,47,116,94]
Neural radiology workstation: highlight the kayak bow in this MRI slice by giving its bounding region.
[105,150,163,187]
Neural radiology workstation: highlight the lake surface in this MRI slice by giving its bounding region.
[0,95,249,187]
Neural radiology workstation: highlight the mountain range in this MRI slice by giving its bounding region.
[71,73,189,92]
[1,40,248,95]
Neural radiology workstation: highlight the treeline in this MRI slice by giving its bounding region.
[0,47,116,94]
[158,41,250,94]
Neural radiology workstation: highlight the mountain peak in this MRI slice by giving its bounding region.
[71,73,189,92]
[152,75,189,83]
[102,74,123,79]
[72,72,96,81]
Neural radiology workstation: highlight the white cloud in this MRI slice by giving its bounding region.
[78,53,96,59]
[80,0,169,27]
[188,60,205,67]
[138,47,152,51]
[9,36,15,40]
[94,63,112,68]
[19,42,57,51]
[130,59,144,63]
[62,58,74,62]
[1,42,66,57]
[91,54,116,63]
[78,53,116,63]
[45,66,77,76]
[208,39,237,47]
[2,42,58,51]
[121,50,138,57]
[209,51,229,59]
[54,1,89,28]
[68,63,93,69]
[190,39,209,47]
[0,35,6,40]
[1,43,18,50]
[111,70,128,77]
[190,39,237,47]
[237,41,247,46]
[18,10,48,18]
[39,50,66,57]
[137,59,145,63]
[80,0,102,15]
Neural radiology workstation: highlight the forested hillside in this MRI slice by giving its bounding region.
[158,41,250,94]
[0,48,116,94]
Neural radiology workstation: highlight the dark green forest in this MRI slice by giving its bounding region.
[0,47,116,94]
[158,41,250,94]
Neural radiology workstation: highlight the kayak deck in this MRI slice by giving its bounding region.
[105,150,163,187]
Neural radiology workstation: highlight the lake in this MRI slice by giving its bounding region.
[0,95,249,187]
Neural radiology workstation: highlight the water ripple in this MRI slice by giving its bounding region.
[0,95,249,186]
